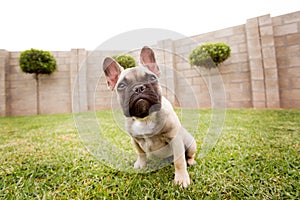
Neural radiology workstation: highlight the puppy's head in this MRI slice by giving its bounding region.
[103,46,162,119]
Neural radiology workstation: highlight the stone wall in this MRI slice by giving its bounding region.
[0,11,299,116]
[273,12,300,108]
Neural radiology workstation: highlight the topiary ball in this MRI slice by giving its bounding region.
[189,42,231,69]
[19,48,57,75]
[112,54,136,69]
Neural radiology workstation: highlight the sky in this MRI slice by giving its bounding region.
[1,0,299,51]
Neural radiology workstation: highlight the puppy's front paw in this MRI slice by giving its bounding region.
[134,158,147,169]
[187,158,197,166]
[174,170,190,188]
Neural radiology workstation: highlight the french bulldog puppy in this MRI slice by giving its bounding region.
[103,46,197,188]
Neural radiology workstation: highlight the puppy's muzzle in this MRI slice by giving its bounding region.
[127,83,161,118]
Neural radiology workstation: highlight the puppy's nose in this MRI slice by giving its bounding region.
[133,84,146,94]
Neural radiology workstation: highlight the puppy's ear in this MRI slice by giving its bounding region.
[140,46,160,77]
[103,57,123,90]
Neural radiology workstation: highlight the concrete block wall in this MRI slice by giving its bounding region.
[5,51,37,116]
[0,50,8,116]
[245,14,281,109]
[273,11,300,108]
[39,51,72,114]
[0,11,299,116]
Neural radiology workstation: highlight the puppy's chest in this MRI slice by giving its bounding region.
[134,135,171,152]
[127,116,172,153]
[130,119,157,136]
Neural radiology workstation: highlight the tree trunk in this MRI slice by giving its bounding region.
[35,73,40,115]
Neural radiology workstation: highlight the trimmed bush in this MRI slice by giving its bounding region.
[189,42,231,69]
[19,48,57,75]
[112,54,136,69]
[19,48,57,114]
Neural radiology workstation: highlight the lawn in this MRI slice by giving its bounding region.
[0,110,299,199]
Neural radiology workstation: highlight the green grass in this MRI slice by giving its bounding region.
[0,110,299,199]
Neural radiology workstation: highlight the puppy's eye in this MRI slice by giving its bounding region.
[148,75,157,82]
[117,82,126,90]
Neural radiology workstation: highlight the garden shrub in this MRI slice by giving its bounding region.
[19,48,57,75]
[112,54,136,69]
[19,48,57,114]
[189,42,231,69]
